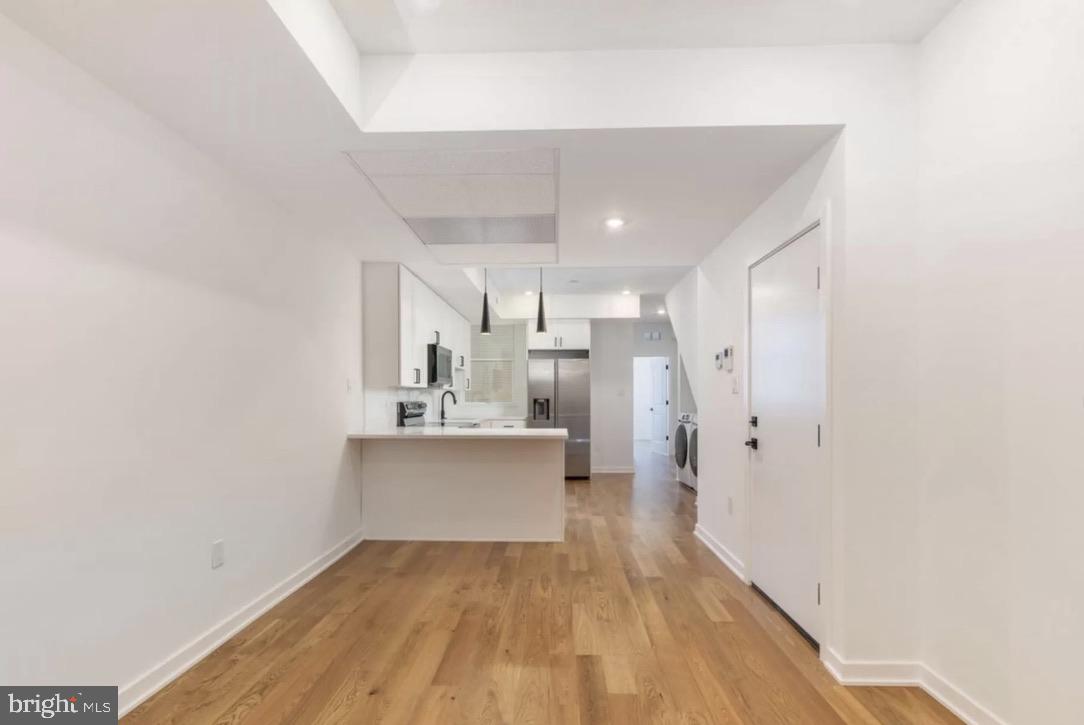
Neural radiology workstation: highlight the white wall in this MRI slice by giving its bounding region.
[916,1,1084,723]
[677,360,697,416]
[632,358,654,441]
[665,269,699,407]
[0,15,363,712]
[589,320,635,472]
[693,133,847,623]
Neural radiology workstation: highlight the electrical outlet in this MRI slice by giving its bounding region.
[731,375,741,395]
[211,539,225,569]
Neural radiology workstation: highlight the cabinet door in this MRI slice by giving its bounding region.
[528,328,560,350]
[413,282,438,384]
[456,315,471,391]
[398,267,419,387]
[398,266,428,387]
[555,320,591,350]
[444,308,464,390]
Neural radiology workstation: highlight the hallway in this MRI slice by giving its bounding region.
[125,458,958,724]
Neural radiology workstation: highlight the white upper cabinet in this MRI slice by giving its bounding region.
[528,320,591,351]
[398,265,427,387]
[449,313,472,392]
[365,264,471,389]
[556,320,591,350]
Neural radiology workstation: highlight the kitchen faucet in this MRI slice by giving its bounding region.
[440,390,457,423]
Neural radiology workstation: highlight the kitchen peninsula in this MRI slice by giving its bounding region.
[349,426,568,542]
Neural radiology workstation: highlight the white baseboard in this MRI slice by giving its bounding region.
[691,530,1010,725]
[820,647,922,685]
[591,466,634,474]
[118,527,365,716]
[822,648,1010,725]
[693,524,749,584]
[919,664,1010,725]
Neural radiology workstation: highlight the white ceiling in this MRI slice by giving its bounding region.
[0,2,838,320]
[488,266,689,296]
[351,125,840,267]
[331,0,960,54]
[362,173,556,217]
[348,148,557,217]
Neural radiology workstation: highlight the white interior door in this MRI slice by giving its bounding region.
[749,223,825,644]
[650,359,670,455]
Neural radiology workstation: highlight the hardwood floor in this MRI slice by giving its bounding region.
[125,444,960,724]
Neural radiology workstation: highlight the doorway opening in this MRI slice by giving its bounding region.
[633,356,671,460]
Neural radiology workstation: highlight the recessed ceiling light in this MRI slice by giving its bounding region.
[621,289,631,295]
[604,217,626,230]
[657,307,666,315]
[525,290,533,296]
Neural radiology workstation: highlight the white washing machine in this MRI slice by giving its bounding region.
[674,413,698,492]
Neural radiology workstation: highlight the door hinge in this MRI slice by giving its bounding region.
[666,435,670,441]
[817,424,821,447]
[817,583,821,605]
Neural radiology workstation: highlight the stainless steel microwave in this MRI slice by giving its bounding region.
[427,344,453,387]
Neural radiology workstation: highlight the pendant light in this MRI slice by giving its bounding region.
[480,267,492,335]
[536,267,547,333]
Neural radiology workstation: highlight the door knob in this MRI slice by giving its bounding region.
[744,438,759,450]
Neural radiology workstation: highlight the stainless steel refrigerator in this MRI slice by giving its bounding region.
[528,350,590,478]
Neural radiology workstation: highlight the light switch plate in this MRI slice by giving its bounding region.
[211,539,225,569]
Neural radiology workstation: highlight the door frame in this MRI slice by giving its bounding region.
[632,354,675,458]
[743,207,835,651]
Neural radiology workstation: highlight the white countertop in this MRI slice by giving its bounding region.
[348,426,567,441]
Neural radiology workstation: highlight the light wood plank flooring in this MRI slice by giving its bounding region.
[125,444,960,724]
